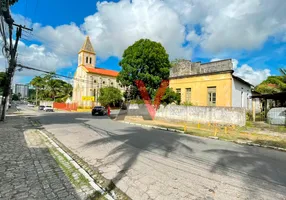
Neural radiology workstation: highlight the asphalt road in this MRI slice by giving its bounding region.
[19,105,286,200]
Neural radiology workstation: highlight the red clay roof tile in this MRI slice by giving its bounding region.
[83,66,119,77]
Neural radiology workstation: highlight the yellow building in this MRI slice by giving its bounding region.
[169,59,253,108]
[72,36,124,107]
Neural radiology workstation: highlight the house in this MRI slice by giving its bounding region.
[72,36,124,108]
[169,59,253,109]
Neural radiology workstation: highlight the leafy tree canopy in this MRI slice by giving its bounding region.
[117,39,171,99]
[255,74,286,94]
[30,73,73,103]
[28,89,36,102]
[98,86,122,107]
[12,93,20,101]
[161,88,181,105]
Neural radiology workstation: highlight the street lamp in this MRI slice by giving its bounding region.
[96,77,102,106]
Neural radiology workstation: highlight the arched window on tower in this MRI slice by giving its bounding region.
[90,57,92,64]
[86,57,88,63]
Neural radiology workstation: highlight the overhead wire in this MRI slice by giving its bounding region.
[16,64,123,90]
[17,63,97,86]
[21,34,78,57]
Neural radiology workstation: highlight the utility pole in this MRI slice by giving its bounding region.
[0,23,33,121]
[35,87,38,105]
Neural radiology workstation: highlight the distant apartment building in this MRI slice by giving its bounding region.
[170,59,253,109]
[14,84,29,98]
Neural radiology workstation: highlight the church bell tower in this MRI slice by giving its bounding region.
[78,36,96,68]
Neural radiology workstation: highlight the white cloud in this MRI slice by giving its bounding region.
[210,58,270,85]
[166,0,286,52]
[7,0,286,84]
[32,23,85,58]
[232,59,238,69]
[186,30,201,44]
[83,0,192,60]
[12,0,286,63]
[234,64,270,86]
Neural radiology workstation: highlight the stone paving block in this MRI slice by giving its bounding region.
[0,116,82,200]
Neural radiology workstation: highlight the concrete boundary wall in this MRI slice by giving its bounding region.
[127,104,246,126]
[155,105,246,126]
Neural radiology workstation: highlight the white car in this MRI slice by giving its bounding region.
[43,106,54,112]
[27,103,35,107]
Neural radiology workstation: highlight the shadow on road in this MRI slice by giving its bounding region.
[29,111,286,198]
[204,148,286,199]
[83,124,204,192]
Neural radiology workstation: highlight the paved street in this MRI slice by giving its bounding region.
[0,112,87,200]
[21,105,286,200]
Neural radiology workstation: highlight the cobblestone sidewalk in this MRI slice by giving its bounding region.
[0,115,94,200]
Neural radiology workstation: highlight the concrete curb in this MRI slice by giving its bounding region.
[38,130,115,200]
[119,121,286,153]
[120,121,185,134]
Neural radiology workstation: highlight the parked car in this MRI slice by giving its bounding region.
[43,106,54,112]
[38,105,45,110]
[92,106,107,116]
[267,107,286,125]
[27,103,35,107]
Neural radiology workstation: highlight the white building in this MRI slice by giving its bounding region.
[72,36,124,108]
[232,75,253,110]
[14,84,29,99]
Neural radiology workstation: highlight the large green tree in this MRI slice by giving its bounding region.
[117,39,171,99]
[255,74,286,94]
[98,86,122,107]
[28,89,36,102]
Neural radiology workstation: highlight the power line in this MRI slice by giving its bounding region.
[21,34,78,57]
[17,63,95,86]
[16,64,123,90]
[0,23,33,121]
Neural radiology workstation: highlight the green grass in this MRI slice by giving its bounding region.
[125,118,286,149]
[48,146,90,188]
[86,191,107,200]
[245,121,254,128]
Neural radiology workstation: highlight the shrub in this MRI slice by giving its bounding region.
[182,101,193,106]
[246,111,253,121]
[130,99,145,104]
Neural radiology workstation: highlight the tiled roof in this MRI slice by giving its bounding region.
[83,66,119,77]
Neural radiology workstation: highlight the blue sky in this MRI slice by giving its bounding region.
[7,0,286,86]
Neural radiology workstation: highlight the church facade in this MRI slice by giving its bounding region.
[72,36,124,108]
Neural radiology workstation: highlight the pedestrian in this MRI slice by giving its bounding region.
[107,105,111,116]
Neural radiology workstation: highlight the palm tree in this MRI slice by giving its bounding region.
[30,76,45,104]
[280,68,286,75]
[279,68,286,91]
[47,79,62,101]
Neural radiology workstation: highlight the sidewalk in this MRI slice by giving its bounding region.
[0,115,94,200]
